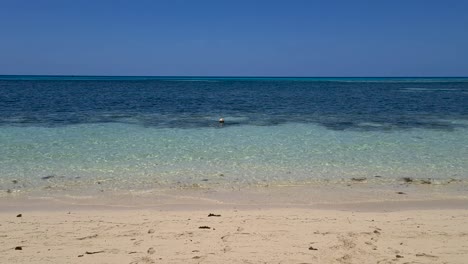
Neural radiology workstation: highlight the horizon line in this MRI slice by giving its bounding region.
[1,74,468,78]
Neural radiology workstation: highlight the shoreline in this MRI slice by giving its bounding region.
[2,183,468,212]
[3,197,468,213]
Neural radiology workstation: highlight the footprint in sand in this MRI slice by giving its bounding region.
[133,239,144,246]
[416,253,438,258]
[223,246,232,253]
[147,247,155,254]
[129,256,155,264]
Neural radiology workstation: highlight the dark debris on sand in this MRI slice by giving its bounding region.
[85,250,105,255]
[420,179,432,184]
[402,177,414,183]
[402,177,433,184]
[208,213,221,217]
[351,177,367,182]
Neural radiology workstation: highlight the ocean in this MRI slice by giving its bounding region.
[1,76,467,198]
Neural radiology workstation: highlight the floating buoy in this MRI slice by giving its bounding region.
[219,118,224,124]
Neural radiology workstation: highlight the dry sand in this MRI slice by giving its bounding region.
[2,202,468,264]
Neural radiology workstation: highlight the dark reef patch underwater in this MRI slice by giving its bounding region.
[1,76,467,131]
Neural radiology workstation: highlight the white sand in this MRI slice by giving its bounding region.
[2,204,468,264]
[2,183,468,263]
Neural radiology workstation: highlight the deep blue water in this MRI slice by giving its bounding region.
[1,76,467,131]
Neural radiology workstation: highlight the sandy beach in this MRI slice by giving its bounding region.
[2,0,468,262]
[2,190,468,264]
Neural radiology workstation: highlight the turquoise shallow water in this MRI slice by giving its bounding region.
[1,121,467,195]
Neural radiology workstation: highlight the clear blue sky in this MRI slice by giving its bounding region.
[1,0,467,76]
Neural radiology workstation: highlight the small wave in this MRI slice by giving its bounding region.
[401,87,461,92]
[166,79,220,82]
[357,122,386,127]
